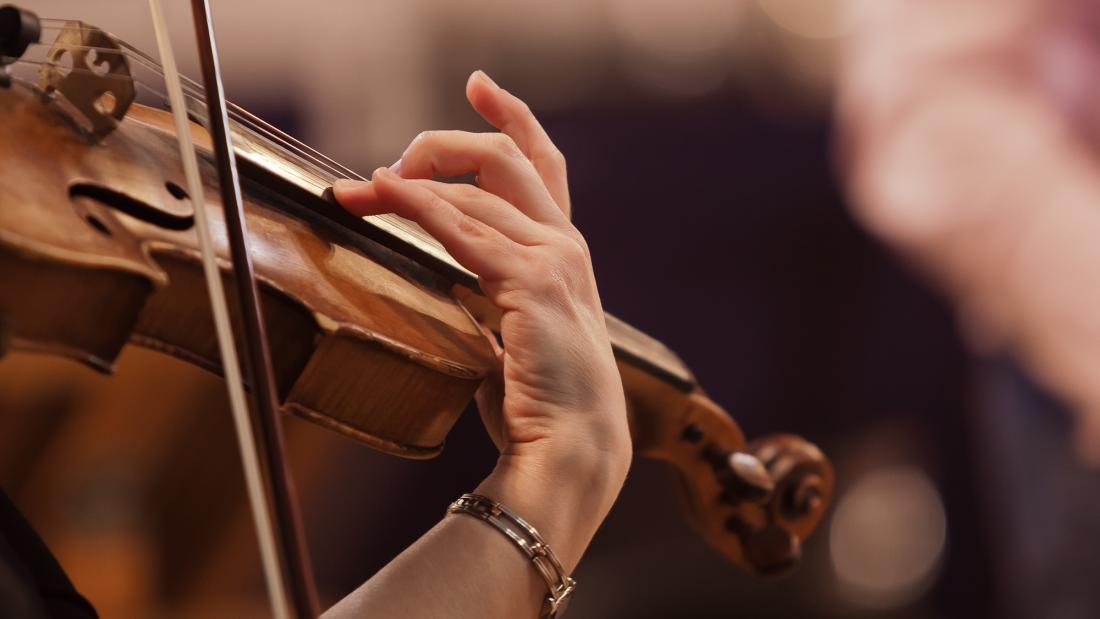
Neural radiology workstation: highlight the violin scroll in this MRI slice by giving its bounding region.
[751,434,833,545]
[729,434,834,574]
[621,359,833,575]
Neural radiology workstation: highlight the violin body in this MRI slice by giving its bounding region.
[1,80,495,457]
[0,20,833,574]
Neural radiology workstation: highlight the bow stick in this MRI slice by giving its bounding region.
[148,1,319,616]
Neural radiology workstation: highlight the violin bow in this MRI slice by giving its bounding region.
[147,1,319,617]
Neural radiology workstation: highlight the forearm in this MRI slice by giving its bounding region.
[323,445,628,618]
[322,498,545,618]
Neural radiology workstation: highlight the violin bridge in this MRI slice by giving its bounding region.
[36,20,134,141]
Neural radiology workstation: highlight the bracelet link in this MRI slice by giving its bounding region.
[448,493,576,618]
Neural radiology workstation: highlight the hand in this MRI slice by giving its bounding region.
[333,71,631,532]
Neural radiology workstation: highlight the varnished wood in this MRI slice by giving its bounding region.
[458,286,834,572]
[0,80,495,457]
[0,74,832,574]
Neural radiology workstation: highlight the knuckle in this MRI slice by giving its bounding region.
[430,190,454,211]
[512,97,533,117]
[454,212,484,237]
[411,130,443,152]
[549,147,567,170]
[571,234,592,261]
[523,241,590,300]
[559,233,590,266]
[408,191,446,219]
[441,199,479,234]
[454,182,484,200]
[489,132,524,159]
[529,264,570,299]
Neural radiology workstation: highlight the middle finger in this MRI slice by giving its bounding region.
[395,130,566,225]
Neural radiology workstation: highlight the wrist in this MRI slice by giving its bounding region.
[474,428,631,572]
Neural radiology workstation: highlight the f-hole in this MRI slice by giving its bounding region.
[69,183,194,231]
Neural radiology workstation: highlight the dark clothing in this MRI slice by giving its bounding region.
[0,490,96,618]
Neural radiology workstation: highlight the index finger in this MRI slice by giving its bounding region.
[466,70,571,218]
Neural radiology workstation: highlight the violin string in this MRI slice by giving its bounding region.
[4,59,444,253]
[3,58,190,107]
[20,36,362,183]
[118,45,359,183]
[4,63,447,259]
[106,36,365,181]
[38,15,357,180]
[40,19,107,26]
[2,57,133,80]
[29,23,383,194]
[25,22,454,260]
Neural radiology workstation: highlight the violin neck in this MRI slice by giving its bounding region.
[175,96,695,394]
[3,11,696,396]
[451,289,696,396]
[134,94,697,396]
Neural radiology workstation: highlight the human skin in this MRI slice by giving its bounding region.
[322,70,632,618]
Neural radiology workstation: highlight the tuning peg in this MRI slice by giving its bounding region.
[0,5,40,64]
[716,451,774,505]
[681,422,704,443]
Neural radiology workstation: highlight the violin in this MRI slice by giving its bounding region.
[0,4,833,616]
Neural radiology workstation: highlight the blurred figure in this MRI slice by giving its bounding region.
[838,0,1100,616]
[839,0,1100,462]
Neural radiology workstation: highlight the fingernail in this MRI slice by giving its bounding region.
[389,158,403,174]
[475,69,499,89]
[332,178,360,191]
[373,166,395,180]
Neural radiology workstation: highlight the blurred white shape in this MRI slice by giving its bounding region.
[608,0,744,96]
[757,0,864,40]
[829,466,947,609]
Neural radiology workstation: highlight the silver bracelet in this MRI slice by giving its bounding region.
[448,493,577,618]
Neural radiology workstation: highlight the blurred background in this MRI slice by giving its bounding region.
[3,0,1100,617]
